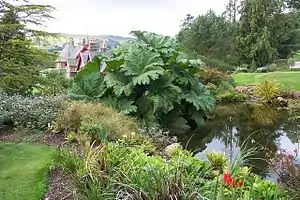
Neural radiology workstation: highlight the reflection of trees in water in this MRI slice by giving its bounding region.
[178,103,293,177]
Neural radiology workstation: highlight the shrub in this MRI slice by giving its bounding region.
[198,66,234,86]
[69,31,215,134]
[58,141,288,200]
[198,55,236,72]
[0,93,65,130]
[56,102,139,142]
[215,91,248,103]
[270,149,300,200]
[254,79,282,104]
[33,68,72,96]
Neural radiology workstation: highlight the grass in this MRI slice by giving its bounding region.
[232,71,300,91]
[0,143,56,200]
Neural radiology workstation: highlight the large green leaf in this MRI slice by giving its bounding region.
[130,30,176,50]
[104,72,133,97]
[121,44,165,85]
[69,57,108,99]
[182,82,215,111]
[163,110,191,134]
[101,96,137,115]
[147,75,181,114]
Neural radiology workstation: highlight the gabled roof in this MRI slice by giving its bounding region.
[59,43,78,61]
[67,59,77,66]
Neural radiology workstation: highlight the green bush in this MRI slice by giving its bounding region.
[0,92,65,130]
[198,55,236,72]
[254,79,287,104]
[216,91,248,103]
[56,102,139,142]
[58,141,288,200]
[198,66,234,86]
[33,68,72,96]
[69,31,215,133]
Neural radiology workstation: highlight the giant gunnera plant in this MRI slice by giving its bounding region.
[69,31,215,133]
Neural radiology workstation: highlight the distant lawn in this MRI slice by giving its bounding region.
[0,143,56,200]
[232,71,300,91]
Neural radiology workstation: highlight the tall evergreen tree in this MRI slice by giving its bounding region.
[236,0,283,69]
[0,0,55,94]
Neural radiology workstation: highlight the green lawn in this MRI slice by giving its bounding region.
[0,143,56,200]
[232,71,300,91]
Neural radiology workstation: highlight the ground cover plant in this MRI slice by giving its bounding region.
[69,31,215,134]
[0,92,65,130]
[57,131,288,200]
[0,143,57,200]
[232,72,300,91]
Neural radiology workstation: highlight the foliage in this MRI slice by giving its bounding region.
[254,79,281,103]
[215,91,248,103]
[58,138,287,200]
[56,102,139,142]
[69,31,215,133]
[237,0,300,68]
[203,73,248,103]
[207,152,228,171]
[0,0,56,94]
[177,1,300,70]
[254,79,287,104]
[270,149,300,200]
[198,66,233,86]
[33,68,72,96]
[0,92,65,130]
[198,55,236,72]
[177,10,239,67]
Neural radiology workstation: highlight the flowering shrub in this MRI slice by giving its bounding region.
[0,93,65,130]
[198,66,233,86]
[270,149,300,199]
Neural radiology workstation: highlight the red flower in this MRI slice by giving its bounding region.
[223,173,232,185]
[237,180,243,187]
[230,179,235,187]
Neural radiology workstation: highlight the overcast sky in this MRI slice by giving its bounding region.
[29,0,228,36]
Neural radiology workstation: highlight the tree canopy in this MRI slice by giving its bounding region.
[177,0,300,70]
[0,0,55,94]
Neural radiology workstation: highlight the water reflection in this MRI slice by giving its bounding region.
[177,103,300,179]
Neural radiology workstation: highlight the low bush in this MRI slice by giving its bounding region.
[198,55,236,72]
[206,80,248,103]
[33,68,72,96]
[254,79,291,104]
[198,66,233,86]
[0,92,65,130]
[215,91,248,103]
[270,149,300,200]
[56,102,139,142]
[58,140,288,200]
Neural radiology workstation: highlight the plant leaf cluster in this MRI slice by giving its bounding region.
[70,31,215,133]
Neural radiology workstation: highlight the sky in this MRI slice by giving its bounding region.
[29,0,229,37]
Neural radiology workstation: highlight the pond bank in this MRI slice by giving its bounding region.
[175,102,300,180]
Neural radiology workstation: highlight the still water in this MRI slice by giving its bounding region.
[177,103,300,180]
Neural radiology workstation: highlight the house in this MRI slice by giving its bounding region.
[55,37,108,78]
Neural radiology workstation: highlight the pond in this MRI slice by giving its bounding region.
[176,103,300,181]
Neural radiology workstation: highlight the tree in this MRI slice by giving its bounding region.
[224,0,240,23]
[177,10,238,70]
[286,0,300,9]
[0,1,55,94]
[237,0,300,68]
[236,0,284,68]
